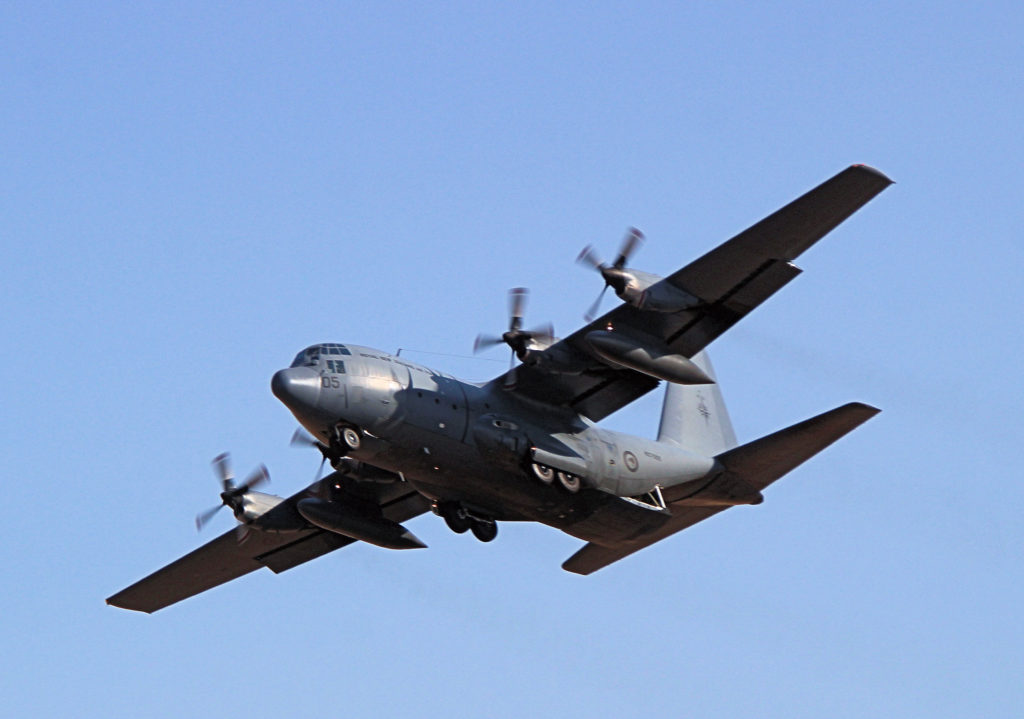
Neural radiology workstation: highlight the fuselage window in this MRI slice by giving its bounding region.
[326,359,346,374]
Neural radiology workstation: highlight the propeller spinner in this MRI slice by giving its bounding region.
[576,227,645,320]
[194,453,270,531]
[473,287,554,368]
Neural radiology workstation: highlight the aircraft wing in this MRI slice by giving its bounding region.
[500,165,892,422]
[106,471,431,613]
[562,402,879,575]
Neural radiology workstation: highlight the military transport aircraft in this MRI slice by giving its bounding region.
[108,164,892,613]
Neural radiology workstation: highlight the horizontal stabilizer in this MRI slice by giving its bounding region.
[562,402,880,575]
[713,402,880,491]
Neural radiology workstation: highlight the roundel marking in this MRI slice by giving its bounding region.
[623,450,639,472]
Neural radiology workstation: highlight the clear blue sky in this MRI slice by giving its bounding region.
[3,2,1022,717]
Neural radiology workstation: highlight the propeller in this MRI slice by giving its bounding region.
[195,453,269,531]
[577,227,644,320]
[473,287,554,368]
[290,427,332,483]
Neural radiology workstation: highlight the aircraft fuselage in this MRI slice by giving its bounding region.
[271,343,719,545]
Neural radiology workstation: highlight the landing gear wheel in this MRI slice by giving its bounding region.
[341,427,361,451]
[557,471,581,493]
[531,463,554,484]
[470,519,498,542]
[441,504,472,534]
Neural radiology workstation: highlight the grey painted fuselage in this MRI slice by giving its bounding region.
[272,343,719,546]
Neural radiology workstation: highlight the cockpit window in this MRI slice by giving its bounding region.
[290,344,351,368]
[290,347,320,368]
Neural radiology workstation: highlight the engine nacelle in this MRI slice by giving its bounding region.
[239,491,308,533]
[633,276,703,313]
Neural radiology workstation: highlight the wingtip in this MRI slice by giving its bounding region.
[829,402,882,431]
[105,595,155,614]
[844,401,882,416]
[851,163,895,185]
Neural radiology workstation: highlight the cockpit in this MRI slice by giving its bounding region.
[290,343,353,368]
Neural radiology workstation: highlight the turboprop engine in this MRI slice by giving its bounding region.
[577,229,703,318]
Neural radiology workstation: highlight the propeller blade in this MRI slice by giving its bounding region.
[291,426,334,460]
[503,364,519,388]
[235,524,252,544]
[290,428,320,449]
[584,284,610,322]
[291,428,335,483]
[211,452,234,490]
[576,245,604,270]
[508,287,528,330]
[614,227,644,268]
[195,504,224,531]
[477,287,551,364]
[473,333,505,353]
[239,464,269,492]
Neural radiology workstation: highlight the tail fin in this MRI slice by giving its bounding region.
[657,350,737,455]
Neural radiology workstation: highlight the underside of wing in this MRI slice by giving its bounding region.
[106,469,430,613]
[501,165,892,422]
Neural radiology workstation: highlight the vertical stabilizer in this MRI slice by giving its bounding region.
[657,351,737,455]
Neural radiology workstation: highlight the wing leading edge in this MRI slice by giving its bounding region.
[107,474,430,613]
[501,165,893,422]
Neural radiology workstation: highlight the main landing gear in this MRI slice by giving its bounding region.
[531,462,582,493]
[434,502,498,543]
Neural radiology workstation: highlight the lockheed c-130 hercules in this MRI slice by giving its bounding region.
[108,164,892,613]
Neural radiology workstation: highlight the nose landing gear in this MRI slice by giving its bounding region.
[327,423,363,459]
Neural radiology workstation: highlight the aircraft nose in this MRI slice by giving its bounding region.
[271,367,322,411]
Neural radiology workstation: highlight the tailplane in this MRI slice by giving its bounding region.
[711,402,880,494]
[657,350,737,455]
[564,401,880,575]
